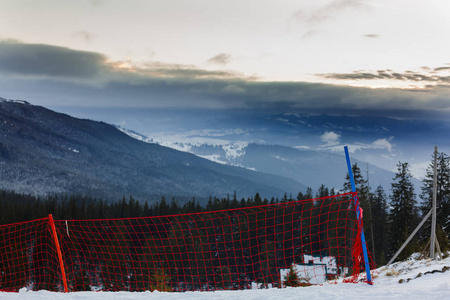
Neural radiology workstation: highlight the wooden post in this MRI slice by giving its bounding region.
[388,209,432,265]
[48,214,68,293]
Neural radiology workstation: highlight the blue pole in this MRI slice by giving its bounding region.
[344,146,373,284]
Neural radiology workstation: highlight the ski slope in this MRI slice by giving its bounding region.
[1,253,449,300]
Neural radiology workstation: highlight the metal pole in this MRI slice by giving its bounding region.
[430,146,437,259]
[344,146,372,284]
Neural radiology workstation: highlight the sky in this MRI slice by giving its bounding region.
[0,0,450,117]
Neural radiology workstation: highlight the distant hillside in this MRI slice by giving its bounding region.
[121,133,409,194]
[0,99,305,202]
[115,109,430,194]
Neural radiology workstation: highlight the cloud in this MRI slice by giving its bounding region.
[88,0,104,7]
[320,131,341,146]
[301,30,318,39]
[72,30,96,42]
[372,138,392,152]
[325,137,394,154]
[434,66,450,72]
[290,0,370,39]
[207,53,232,65]
[0,40,106,78]
[319,67,450,86]
[292,0,366,25]
[1,41,450,119]
[0,40,245,82]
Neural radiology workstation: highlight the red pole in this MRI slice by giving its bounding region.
[48,214,68,292]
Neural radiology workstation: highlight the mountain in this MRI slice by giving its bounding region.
[117,126,409,193]
[0,99,305,202]
[109,109,436,193]
[58,106,450,183]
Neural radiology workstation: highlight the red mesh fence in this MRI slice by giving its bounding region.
[0,218,63,291]
[0,193,374,292]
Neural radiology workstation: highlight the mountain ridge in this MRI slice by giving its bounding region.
[0,99,305,202]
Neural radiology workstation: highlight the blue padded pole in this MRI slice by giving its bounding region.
[344,146,372,284]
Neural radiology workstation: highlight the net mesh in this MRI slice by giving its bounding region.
[0,193,374,292]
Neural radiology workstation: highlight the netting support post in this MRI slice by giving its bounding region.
[48,214,69,293]
[344,146,373,285]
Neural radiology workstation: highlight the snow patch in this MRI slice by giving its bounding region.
[222,141,248,160]
[197,154,227,165]
[118,125,249,164]
[272,155,288,161]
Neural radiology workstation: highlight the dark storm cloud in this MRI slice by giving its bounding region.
[319,68,450,84]
[0,40,106,78]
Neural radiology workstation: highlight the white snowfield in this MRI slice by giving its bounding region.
[1,253,449,300]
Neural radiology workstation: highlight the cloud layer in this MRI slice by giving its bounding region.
[1,40,450,119]
[319,67,450,86]
[0,40,106,78]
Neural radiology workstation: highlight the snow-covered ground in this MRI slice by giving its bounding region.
[1,253,449,300]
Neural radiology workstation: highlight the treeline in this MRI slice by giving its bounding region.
[0,190,311,226]
[1,150,450,267]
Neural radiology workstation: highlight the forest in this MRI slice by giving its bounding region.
[1,151,450,269]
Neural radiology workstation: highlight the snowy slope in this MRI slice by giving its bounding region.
[2,253,449,299]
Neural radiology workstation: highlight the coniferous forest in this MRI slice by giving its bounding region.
[1,151,450,269]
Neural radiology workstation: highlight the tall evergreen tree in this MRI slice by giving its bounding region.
[419,151,450,248]
[343,163,373,252]
[302,187,313,200]
[371,185,389,265]
[387,162,419,261]
[316,184,329,198]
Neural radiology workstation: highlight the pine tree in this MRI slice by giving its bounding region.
[343,163,372,253]
[371,185,389,264]
[282,264,310,287]
[419,151,450,248]
[303,187,313,200]
[254,193,263,205]
[316,184,329,198]
[387,162,419,260]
